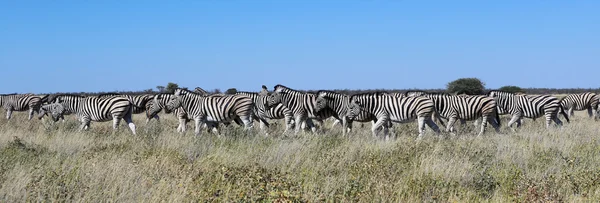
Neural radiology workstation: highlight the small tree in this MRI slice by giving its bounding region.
[225,88,237,94]
[213,89,221,94]
[165,82,179,93]
[156,86,165,93]
[446,78,485,95]
[499,85,524,94]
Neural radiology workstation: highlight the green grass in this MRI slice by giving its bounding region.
[0,112,599,202]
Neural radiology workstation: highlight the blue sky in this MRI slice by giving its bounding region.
[1,0,598,93]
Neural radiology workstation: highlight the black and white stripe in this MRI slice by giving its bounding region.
[0,93,44,120]
[559,92,599,120]
[49,94,136,134]
[97,93,154,115]
[487,90,569,128]
[146,93,191,132]
[232,90,295,133]
[163,88,254,136]
[346,92,441,139]
[265,85,341,134]
[315,90,378,135]
[414,93,501,135]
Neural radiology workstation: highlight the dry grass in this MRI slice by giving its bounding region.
[1,111,600,202]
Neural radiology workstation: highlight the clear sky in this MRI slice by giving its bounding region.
[1,0,598,93]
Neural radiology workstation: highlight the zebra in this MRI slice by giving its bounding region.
[146,93,192,132]
[265,85,342,134]
[98,93,157,118]
[314,90,379,136]
[47,94,136,134]
[559,92,599,120]
[161,88,254,136]
[346,92,441,139]
[412,93,501,136]
[0,93,44,120]
[230,87,295,133]
[487,90,569,128]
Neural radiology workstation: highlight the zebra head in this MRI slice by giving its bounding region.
[266,87,285,110]
[346,97,364,121]
[165,89,186,112]
[149,95,168,116]
[314,91,331,113]
[39,103,65,122]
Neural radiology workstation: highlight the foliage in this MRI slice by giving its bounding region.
[447,78,486,95]
[225,88,237,94]
[156,86,165,93]
[165,83,179,94]
[499,86,524,94]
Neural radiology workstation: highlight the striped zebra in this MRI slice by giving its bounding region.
[314,90,379,135]
[412,93,501,136]
[98,93,156,117]
[47,94,136,134]
[487,90,569,128]
[161,88,254,136]
[559,92,599,120]
[146,93,192,132]
[231,88,295,133]
[265,85,341,134]
[346,92,441,139]
[0,93,44,120]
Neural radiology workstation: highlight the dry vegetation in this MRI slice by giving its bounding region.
[1,111,600,202]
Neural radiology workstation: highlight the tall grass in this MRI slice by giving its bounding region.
[0,112,599,202]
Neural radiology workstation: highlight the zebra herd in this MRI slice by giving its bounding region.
[1,85,598,138]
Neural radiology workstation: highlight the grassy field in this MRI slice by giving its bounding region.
[1,111,599,202]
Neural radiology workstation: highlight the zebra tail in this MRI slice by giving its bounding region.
[559,105,570,123]
[494,106,501,126]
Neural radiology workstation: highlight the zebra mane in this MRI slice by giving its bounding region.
[49,94,86,103]
[0,93,18,96]
[316,90,344,98]
[349,91,390,99]
[194,87,210,96]
[234,91,259,95]
[273,84,306,94]
[176,88,205,96]
[97,92,122,98]
[486,90,514,96]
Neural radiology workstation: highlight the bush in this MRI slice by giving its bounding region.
[225,88,238,94]
[447,78,485,95]
[499,86,524,94]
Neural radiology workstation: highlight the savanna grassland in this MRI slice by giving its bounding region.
[1,111,600,202]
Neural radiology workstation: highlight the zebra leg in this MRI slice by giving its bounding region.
[417,116,427,139]
[123,114,136,135]
[28,108,34,120]
[293,116,304,135]
[569,107,575,117]
[79,117,91,131]
[424,117,441,135]
[177,118,188,133]
[283,115,294,133]
[488,115,501,133]
[588,107,594,118]
[194,118,202,136]
[477,116,489,136]
[371,119,386,138]
[306,119,319,134]
[6,109,13,120]
[507,114,521,129]
[445,117,458,133]
[112,116,122,130]
[550,113,563,127]
[331,118,341,128]
[241,115,254,131]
